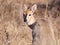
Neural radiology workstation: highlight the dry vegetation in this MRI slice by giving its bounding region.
[0,0,60,45]
[0,0,32,45]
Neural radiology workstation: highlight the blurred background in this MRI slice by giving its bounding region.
[0,0,60,45]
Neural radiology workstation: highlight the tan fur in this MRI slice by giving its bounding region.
[24,4,37,25]
[26,10,36,25]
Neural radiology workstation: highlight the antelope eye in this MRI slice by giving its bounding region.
[29,14,31,16]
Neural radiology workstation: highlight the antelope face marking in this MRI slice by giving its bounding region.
[23,4,37,25]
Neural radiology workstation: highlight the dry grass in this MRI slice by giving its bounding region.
[0,0,60,45]
[0,0,32,45]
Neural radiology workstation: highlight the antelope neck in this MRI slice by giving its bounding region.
[28,22,37,29]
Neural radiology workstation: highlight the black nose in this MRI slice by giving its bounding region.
[23,14,27,22]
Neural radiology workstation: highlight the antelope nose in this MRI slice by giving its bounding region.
[24,18,27,22]
[23,14,27,22]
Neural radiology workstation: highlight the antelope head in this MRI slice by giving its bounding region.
[23,4,37,26]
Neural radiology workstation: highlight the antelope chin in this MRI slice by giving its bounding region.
[27,18,36,25]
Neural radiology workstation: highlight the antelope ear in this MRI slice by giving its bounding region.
[31,4,37,13]
[24,4,28,11]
